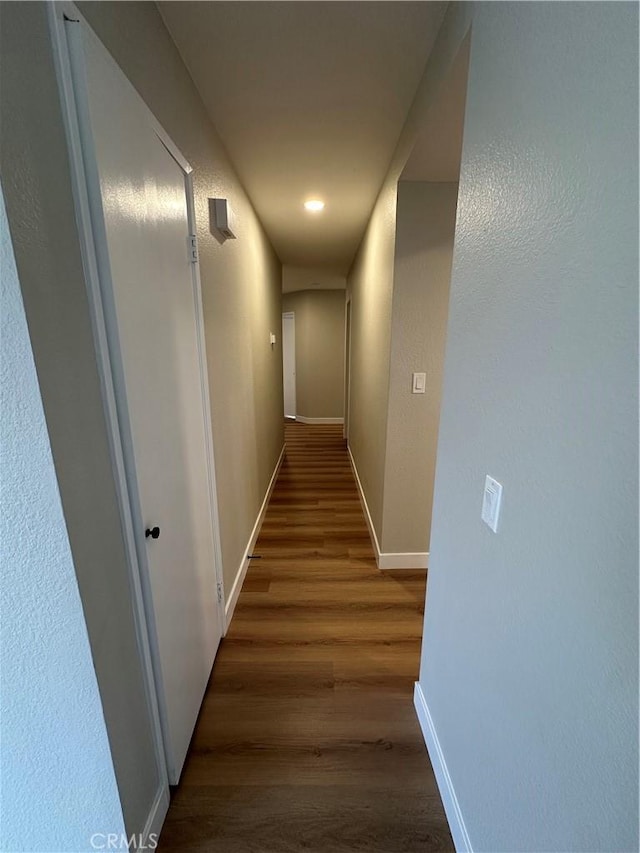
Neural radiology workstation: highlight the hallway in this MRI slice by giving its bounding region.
[158,423,453,852]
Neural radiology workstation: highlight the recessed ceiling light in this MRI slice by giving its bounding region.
[304,200,325,212]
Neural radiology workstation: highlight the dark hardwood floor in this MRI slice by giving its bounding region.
[158,422,453,852]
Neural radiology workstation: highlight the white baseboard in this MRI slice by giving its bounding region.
[139,784,169,851]
[295,416,344,424]
[347,447,428,571]
[378,551,429,570]
[223,444,285,633]
[347,445,383,561]
[414,682,473,853]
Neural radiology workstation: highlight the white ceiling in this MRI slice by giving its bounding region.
[158,1,447,274]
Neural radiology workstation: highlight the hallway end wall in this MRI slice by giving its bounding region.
[78,1,284,597]
[282,289,346,421]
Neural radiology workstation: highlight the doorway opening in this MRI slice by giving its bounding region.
[282,311,296,420]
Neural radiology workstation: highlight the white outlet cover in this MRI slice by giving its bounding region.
[481,475,503,533]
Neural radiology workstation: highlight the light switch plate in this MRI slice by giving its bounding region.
[270,332,276,345]
[481,475,503,533]
[412,372,426,394]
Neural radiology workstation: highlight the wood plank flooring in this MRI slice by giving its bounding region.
[158,423,453,852]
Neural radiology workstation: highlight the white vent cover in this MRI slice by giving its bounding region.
[209,198,237,240]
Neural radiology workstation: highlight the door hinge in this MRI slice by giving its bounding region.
[189,234,198,264]
[217,581,223,603]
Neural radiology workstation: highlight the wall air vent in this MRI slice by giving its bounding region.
[209,198,237,241]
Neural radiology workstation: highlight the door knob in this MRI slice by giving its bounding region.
[145,526,160,540]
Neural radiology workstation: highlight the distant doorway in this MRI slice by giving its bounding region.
[282,312,296,419]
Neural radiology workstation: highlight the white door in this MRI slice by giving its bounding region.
[282,312,296,419]
[73,26,222,782]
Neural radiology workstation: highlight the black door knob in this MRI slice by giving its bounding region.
[145,526,160,540]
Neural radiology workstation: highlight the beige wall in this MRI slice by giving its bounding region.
[420,4,638,849]
[346,177,457,553]
[349,1,638,849]
[78,2,284,595]
[346,2,469,550]
[1,0,283,839]
[381,181,458,555]
[346,182,397,535]
[282,289,346,420]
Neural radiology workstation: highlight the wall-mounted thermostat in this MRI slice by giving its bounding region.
[209,198,237,240]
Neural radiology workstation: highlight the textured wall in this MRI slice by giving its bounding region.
[282,289,346,419]
[0,186,126,852]
[381,182,458,555]
[0,3,162,835]
[420,3,639,850]
[78,0,284,596]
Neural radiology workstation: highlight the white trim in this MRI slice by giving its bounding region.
[378,552,429,570]
[347,445,383,561]
[140,785,170,852]
[413,683,473,853]
[47,0,170,820]
[296,416,344,425]
[224,444,285,633]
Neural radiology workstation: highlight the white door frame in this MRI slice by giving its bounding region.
[282,311,296,420]
[48,1,226,838]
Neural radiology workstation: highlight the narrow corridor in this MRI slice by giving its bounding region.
[159,423,453,852]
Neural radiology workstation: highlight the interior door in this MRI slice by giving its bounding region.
[75,26,222,782]
[282,312,296,419]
